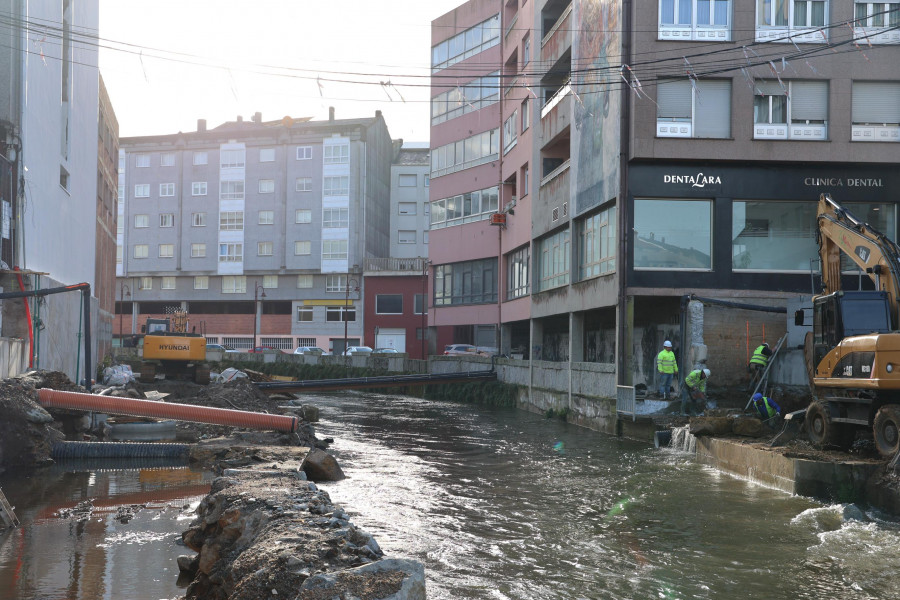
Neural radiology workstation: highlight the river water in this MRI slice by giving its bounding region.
[313,392,900,600]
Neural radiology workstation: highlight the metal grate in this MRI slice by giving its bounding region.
[616,385,636,422]
[551,206,559,221]
[223,337,253,350]
[297,337,317,347]
[562,202,568,217]
[205,337,219,344]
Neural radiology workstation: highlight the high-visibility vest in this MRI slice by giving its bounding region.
[755,396,779,419]
[684,370,706,392]
[657,349,678,374]
[750,345,769,367]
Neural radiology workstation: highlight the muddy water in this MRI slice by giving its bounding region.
[313,392,900,600]
[0,461,213,600]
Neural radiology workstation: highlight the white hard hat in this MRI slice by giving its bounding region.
[663,340,672,347]
[703,368,711,377]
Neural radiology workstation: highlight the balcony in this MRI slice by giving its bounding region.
[852,125,900,143]
[541,83,571,145]
[755,26,824,44]
[540,4,571,67]
[539,160,570,214]
[854,26,900,45]
[364,257,427,273]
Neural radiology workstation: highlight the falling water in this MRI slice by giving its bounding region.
[669,424,697,453]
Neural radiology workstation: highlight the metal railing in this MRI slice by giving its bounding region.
[616,385,636,421]
[364,257,427,272]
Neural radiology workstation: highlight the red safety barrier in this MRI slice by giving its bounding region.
[38,389,297,434]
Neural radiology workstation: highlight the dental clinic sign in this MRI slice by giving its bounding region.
[804,177,883,188]
[663,172,722,188]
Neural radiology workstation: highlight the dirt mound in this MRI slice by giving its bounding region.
[11,370,85,393]
[0,376,64,472]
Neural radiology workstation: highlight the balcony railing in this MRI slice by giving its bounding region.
[542,81,571,119]
[364,257,428,272]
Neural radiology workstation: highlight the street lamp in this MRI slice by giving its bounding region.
[342,277,359,356]
[119,283,131,346]
[253,281,266,349]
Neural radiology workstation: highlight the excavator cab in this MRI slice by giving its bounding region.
[813,291,892,367]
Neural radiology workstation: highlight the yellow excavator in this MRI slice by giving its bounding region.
[805,193,900,457]
[139,310,210,384]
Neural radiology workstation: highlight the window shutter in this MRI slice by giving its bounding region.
[852,82,900,124]
[657,79,692,119]
[695,80,731,139]
[791,81,828,122]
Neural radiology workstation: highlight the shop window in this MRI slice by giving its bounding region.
[634,199,712,270]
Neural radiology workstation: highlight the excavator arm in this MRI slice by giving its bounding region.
[817,193,900,327]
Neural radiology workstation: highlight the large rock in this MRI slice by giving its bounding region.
[302,448,345,481]
[689,417,731,437]
[298,558,425,600]
[732,416,765,437]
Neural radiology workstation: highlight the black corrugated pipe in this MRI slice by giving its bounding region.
[52,441,189,460]
[689,295,787,314]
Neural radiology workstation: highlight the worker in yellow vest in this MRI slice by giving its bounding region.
[656,340,678,399]
[748,343,772,376]
[682,368,710,415]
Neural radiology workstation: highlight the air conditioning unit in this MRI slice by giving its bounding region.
[489,213,507,226]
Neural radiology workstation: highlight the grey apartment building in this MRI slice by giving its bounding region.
[116,111,393,353]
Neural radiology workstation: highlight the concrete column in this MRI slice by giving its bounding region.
[617,296,634,386]
[531,319,544,360]
[570,312,585,363]
[500,323,512,356]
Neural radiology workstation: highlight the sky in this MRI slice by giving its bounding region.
[98,0,463,142]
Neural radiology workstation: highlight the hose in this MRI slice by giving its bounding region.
[51,441,189,459]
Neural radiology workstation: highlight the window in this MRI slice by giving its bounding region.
[324,176,349,196]
[537,228,570,291]
[854,2,900,43]
[296,209,312,223]
[323,240,348,260]
[161,276,175,289]
[258,179,275,194]
[194,276,208,290]
[116,246,123,264]
[259,148,275,162]
[193,151,208,166]
[220,181,245,201]
[296,146,312,160]
[326,274,347,292]
[521,99,531,132]
[258,241,274,256]
[851,82,900,142]
[159,183,175,197]
[659,0,731,40]
[522,167,530,197]
[59,166,69,192]
[414,293,426,314]
[263,275,278,288]
[133,244,149,259]
[160,153,175,167]
[297,306,313,322]
[756,0,827,42]
[297,274,313,288]
[732,201,816,271]
[634,199,712,270]
[434,258,498,306]
[220,149,245,168]
[323,207,349,228]
[326,306,356,322]
[503,110,518,153]
[399,230,416,244]
[258,210,274,225]
[506,245,530,299]
[139,276,152,290]
[192,181,207,196]
[219,243,243,263]
[431,72,500,125]
[424,231,429,244]
[431,129,500,177]
[425,175,430,187]
[324,144,349,164]
[578,205,616,279]
[159,213,174,227]
[431,186,500,229]
[134,214,149,228]
[191,243,206,257]
[134,184,150,198]
[376,294,403,314]
[657,78,732,139]
[296,177,312,192]
[222,275,246,294]
[398,203,417,215]
[398,174,417,187]
[220,211,244,231]
[295,240,312,255]
[192,212,206,227]
[753,80,828,140]
[135,154,150,168]
[431,14,500,71]
[523,35,531,66]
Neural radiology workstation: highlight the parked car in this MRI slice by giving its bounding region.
[444,344,476,356]
[248,346,286,354]
[372,348,401,354]
[206,344,240,353]
[294,346,327,355]
[341,346,373,356]
[474,346,499,357]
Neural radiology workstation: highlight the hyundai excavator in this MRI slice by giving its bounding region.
[805,193,900,457]
[139,310,210,384]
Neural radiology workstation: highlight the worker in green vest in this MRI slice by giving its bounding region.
[748,343,772,376]
[751,392,782,423]
[682,368,710,416]
[656,340,678,398]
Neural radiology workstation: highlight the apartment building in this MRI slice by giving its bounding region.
[96,75,120,359]
[117,110,393,355]
[435,0,900,387]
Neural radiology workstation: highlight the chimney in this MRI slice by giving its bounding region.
[252,112,262,123]
[329,106,335,122]
[375,110,382,120]
[237,115,243,122]
[197,119,207,132]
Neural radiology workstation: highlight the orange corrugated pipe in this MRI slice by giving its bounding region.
[38,389,297,433]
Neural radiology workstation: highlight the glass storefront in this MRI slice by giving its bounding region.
[634,199,712,270]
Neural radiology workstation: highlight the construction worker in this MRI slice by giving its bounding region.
[748,343,772,375]
[751,392,782,424]
[656,340,678,398]
[682,368,710,415]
